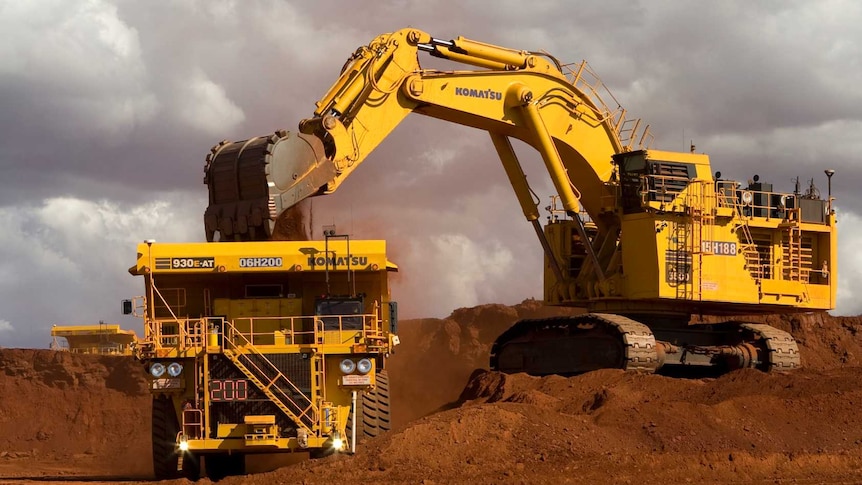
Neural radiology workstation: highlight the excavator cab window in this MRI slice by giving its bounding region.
[646,161,694,202]
[616,151,694,212]
[315,297,364,331]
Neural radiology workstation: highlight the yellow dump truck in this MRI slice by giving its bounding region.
[125,235,398,480]
[50,323,137,355]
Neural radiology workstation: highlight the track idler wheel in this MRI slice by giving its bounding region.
[739,323,801,371]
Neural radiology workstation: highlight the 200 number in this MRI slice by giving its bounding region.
[211,379,248,401]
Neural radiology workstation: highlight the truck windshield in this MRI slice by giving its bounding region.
[315,298,363,331]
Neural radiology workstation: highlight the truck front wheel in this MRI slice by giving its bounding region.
[151,396,199,480]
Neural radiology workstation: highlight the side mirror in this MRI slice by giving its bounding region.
[122,299,133,315]
[388,301,398,334]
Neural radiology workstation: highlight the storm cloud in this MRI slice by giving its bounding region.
[1,0,861,347]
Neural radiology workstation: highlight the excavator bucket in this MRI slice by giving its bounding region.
[203,131,335,241]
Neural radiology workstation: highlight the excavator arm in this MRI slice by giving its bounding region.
[204,28,645,242]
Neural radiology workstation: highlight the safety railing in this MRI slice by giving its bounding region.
[224,314,384,347]
[563,60,652,151]
[182,408,204,440]
[140,317,209,354]
[714,181,803,222]
[141,312,386,354]
[52,343,132,355]
[634,177,811,224]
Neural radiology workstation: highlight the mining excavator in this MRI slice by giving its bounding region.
[203,28,836,375]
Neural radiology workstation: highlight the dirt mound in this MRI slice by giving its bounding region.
[708,312,862,370]
[4,303,862,483]
[236,305,862,484]
[386,299,579,426]
[239,365,862,484]
[0,349,151,478]
[389,303,862,428]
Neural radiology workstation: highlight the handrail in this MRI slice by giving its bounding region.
[141,312,386,353]
[227,314,383,347]
[562,60,652,151]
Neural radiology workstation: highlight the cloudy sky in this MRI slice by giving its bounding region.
[1,0,861,348]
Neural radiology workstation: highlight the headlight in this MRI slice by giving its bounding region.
[356,358,372,374]
[339,359,356,374]
[167,362,183,377]
[150,362,166,378]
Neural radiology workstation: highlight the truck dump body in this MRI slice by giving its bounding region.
[129,239,397,479]
[50,324,137,355]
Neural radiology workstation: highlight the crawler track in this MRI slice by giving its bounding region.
[490,313,660,376]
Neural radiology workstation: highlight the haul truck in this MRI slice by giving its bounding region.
[126,236,398,480]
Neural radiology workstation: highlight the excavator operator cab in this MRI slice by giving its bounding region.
[615,150,701,213]
[315,296,364,331]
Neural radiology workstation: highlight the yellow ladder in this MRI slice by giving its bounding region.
[783,209,804,281]
[737,222,762,279]
[670,216,693,301]
[678,180,714,301]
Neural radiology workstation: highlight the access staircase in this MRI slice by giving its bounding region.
[220,321,319,432]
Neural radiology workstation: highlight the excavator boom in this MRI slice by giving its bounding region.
[204,29,637,241]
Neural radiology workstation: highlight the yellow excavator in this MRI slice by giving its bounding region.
[203,28,836,374]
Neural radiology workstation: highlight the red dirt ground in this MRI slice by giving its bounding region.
[3,301,862,484]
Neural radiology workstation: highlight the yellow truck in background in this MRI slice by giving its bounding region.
[125,234,398,480]
[50,323,137,355]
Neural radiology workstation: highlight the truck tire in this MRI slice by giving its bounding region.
[346,369,391,445]
[152,396,200,480]
[311,370,392,458]
[151,396,180,480]
[358,369,391,439]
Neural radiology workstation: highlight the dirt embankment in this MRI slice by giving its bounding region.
[386,299,579,427]
[3,303,862,484]
[235,306,862,484]
[0,349,151,478]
